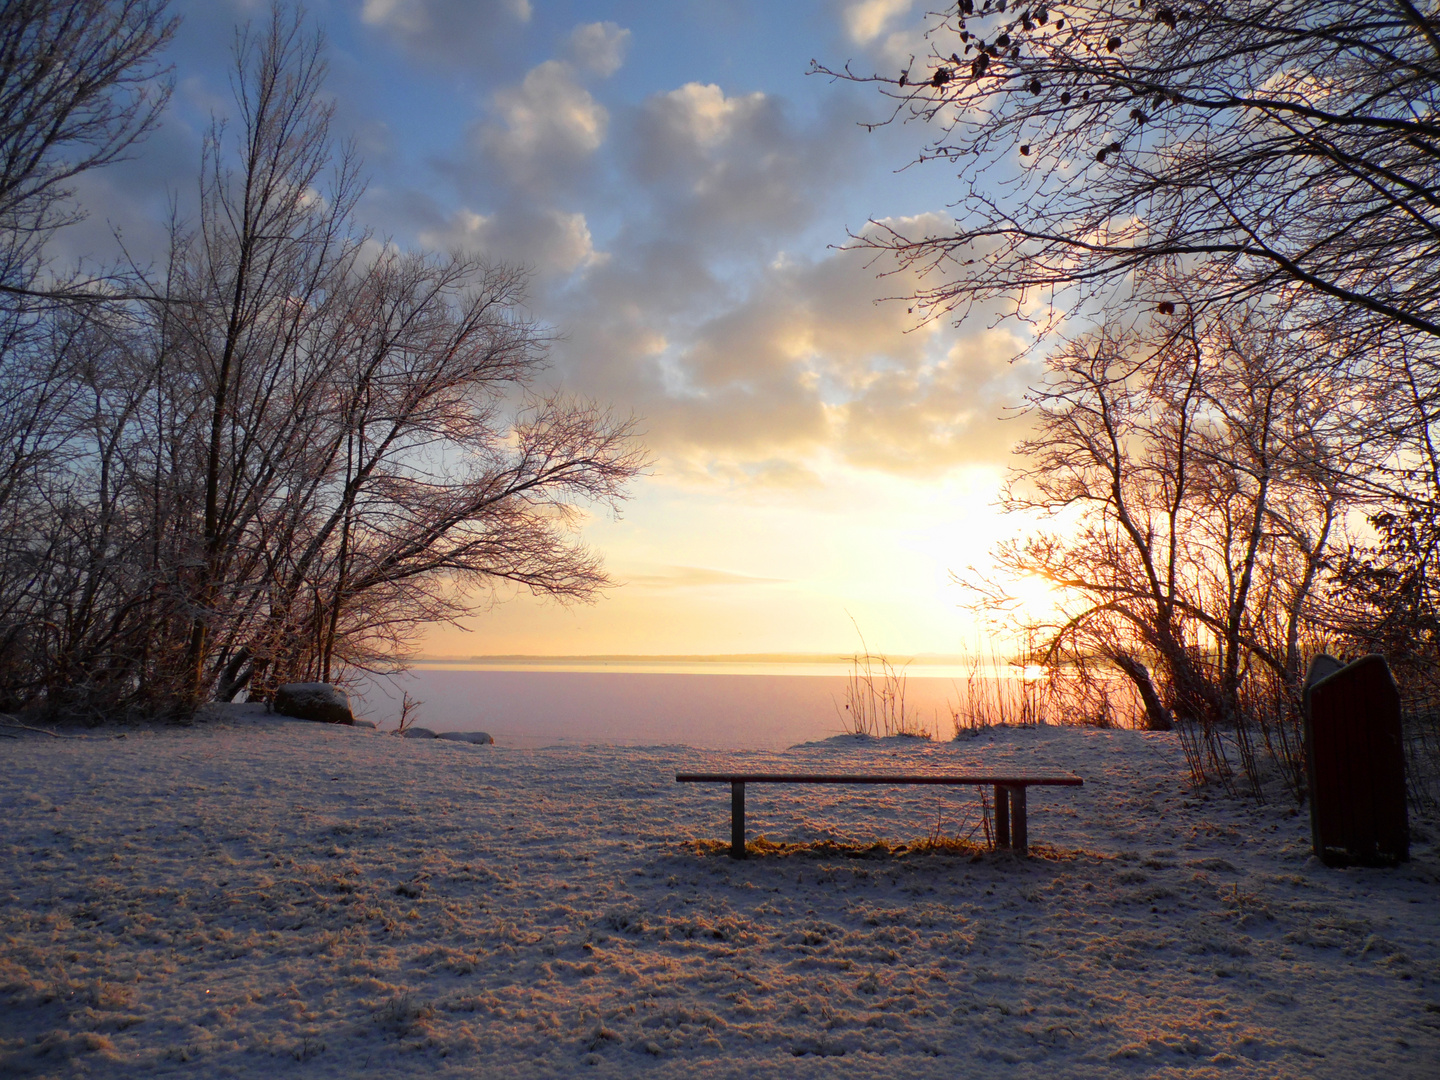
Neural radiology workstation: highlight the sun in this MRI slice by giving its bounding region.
[1009,574,1060,618]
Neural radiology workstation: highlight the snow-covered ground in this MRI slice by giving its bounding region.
[2,710,1437,1078]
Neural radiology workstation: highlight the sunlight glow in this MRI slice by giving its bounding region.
[422,459,1013,658]
[1009,574,1061,620]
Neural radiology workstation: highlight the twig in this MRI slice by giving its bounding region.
[0,718,76,738]
[0,717,127,740]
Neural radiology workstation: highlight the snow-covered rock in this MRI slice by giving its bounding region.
[352,718,378,730]
[272,682,353,725]
[401,726,437,739]
[437,730,493,744]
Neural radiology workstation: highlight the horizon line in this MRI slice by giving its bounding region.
[412,652,988,664]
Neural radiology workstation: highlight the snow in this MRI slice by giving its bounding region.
[355,668,970,748]
[2,710,1438,1077]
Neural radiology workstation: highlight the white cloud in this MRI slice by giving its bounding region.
[833,0,930,71]
[840,0,914,45]
[480,60,608,186]
[360,0,417,32]
[549,216,1034,480]
[567,22,630,77]
[361,0,531,30]
[650,83,766,148]
[418,206,605,277]
[417,207,493,250]
[382,36,1017,483]
[534,209,606,274]
[628,83,851,246]
[359,0,531,65]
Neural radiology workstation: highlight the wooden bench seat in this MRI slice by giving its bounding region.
[675,772,1083,858]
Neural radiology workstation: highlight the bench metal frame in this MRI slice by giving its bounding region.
[675,773,1083,858]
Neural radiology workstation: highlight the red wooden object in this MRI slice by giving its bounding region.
[1304,655,1409,867]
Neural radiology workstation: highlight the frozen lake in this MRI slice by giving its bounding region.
[353,661,989,749]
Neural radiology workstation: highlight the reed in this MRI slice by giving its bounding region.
[836,648,932,738]
[923,787,991,850]
[948,636,1153,737]
[832,620,932,738]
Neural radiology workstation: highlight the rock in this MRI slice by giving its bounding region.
[273,683,354,725]
[352,718,378,730]
[401,726,437,739]
[437,730,494,745]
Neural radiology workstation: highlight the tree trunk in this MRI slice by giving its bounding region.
[1111,652,1173,731]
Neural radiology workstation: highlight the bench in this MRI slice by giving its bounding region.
[675,773,1083,858]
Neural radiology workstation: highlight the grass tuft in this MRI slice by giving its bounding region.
[835,622,933,738]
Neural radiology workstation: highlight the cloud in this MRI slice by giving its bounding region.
[567,22,630,77]
[359,31,1023,487]
[43,0,1032,501]
[839,325,1033,472]
[359,0,531,64]
[660,237,1027,472]
[418,205,606,278]
[475,60,608,190]
[627,82,853,246]
[646,83,763,148]
[547,213,1035,482]
[832,0,930,71]
[840,0,915,45]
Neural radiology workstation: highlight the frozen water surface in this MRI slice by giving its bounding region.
[2,709,1437,1077]
[355,667,972,749]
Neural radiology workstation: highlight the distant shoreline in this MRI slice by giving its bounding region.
[412,653,976,666]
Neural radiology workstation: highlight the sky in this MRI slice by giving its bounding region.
[61,0,1048,658]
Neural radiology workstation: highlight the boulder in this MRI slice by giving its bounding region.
[352,718,378,730]
[437,730,494,745]
[401,726,437,739]
[273,682,354,725]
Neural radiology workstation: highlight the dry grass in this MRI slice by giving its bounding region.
[686,836,987,859]
[683,837,1099,862]
[688,786,996,858]
[948,656,1050,735]
[948,640,1150,737]
[835,637,933,739]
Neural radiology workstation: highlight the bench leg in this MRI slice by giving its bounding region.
[730,781,746,859]
[1012,785,1028,856]
[994,784,1010,849]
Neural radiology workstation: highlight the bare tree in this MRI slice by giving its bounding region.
[216,250,645,699]
[0,1,175,712]
[816,3,1440,793]
[813,1,1440,339]
[149,7,644,705]
[973,301,1381,791]
[150,7,363,703]
[0,3,646,717]
[0,0,176,304]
